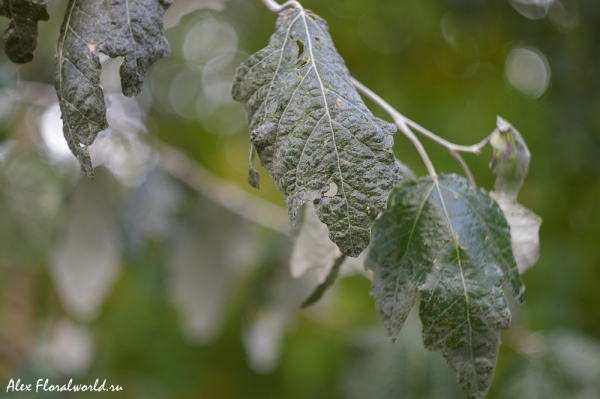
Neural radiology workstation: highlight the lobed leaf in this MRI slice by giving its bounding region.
[232,8,402,257]
[54,0,172,178]
[366,174,525,399]
[0,0,49,63]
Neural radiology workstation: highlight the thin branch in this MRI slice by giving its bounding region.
[450,151,476,189]
[405,120,492,155]
[351,78,437,178]
[260,0,303,14]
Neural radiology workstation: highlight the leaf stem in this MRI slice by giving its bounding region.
[405,120,492,155]
[260,0,303,14]
[351,78,438,179]
[449,150,477,189]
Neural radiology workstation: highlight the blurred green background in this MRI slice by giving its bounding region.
[0,0,599,398]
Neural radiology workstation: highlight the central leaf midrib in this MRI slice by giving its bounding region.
[300,11,354,251]
[434,177,479,393]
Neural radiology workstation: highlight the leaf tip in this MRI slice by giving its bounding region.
[248,169,260,189]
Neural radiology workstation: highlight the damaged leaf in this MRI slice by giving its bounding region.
[366,174,525,399]
[490,117,542,274]
[0,0,49,63]
[54,0,172,178]
[232,8,402,257]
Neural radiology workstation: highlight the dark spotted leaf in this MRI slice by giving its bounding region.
[0,0,49,63]
[54,0,172,178]
[232,8,402,257]
[366,174,525,399]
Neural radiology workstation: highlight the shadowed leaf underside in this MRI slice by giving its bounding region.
[366,174,525,399]
[54,0,171,178]
[232,8,402,257]
[0,0,49,63]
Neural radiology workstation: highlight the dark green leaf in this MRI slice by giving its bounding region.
[54,0,172,178]
[0,0,49,63]
[232,8,402,257]
[300,253,346,308]
[366,174,525,399]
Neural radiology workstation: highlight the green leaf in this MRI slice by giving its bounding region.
[490,116,530,199]
[232,8,402,257]
[366,174,525,399]
[0,0,49,64]
[54,0,172,178]
[489,116,542,274]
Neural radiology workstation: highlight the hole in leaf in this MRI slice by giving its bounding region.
[295,39,305,59]
[297,57,310,69]
[323,182,338,197]
[314,37,322,50]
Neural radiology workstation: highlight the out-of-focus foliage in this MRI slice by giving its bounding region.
[0,0,599,398]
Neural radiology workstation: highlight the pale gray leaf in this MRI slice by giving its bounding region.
[232,8,402,257]
[490,191,541,274]
[0,0,49,63]
[300,253,346,308]
[290,201,341,280]
[489,117,541,274]
[54,0,171,178]
[51,168,123,321]
[167,203,261,344]
[47,318,95,376]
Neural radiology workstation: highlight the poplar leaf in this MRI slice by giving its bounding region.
[289,201,341,280]
[300,253,345,308]
[489,191,541,274]
[490,117,542,274]
[232,8,402,257]
[366,174,525,399]
[0,0,49,63]
[54,0,172,178]
[490,116,530,199]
